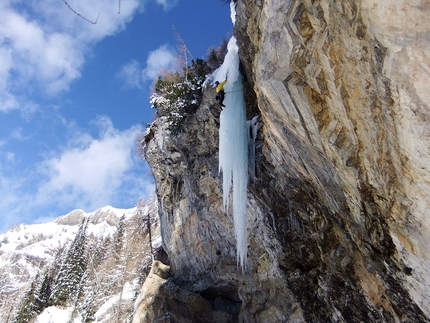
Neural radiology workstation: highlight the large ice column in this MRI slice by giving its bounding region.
[214,36,249,269]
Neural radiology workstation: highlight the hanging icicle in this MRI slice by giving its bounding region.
[215,37,249,270]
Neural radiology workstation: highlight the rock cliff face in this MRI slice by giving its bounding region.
[143,0,430,322]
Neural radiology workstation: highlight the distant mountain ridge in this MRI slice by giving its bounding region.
[0,198,160,323]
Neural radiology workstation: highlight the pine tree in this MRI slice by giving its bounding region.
[101,215,127,295]
[50,218,89,306]
[12,274,40,323]
[111,216,128,322]
[90,237,108,269]
[113,214,126,258]
[35,270,54,309]
[79,289,96,322]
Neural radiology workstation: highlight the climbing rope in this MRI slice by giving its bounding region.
[225,89,244,94]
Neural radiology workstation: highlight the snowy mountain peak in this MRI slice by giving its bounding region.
[0,199,159,323]
[53,205,136,227]
[54,209,86,226]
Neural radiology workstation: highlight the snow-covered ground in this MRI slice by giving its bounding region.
[35,306,78,323]
[93,279,139,322]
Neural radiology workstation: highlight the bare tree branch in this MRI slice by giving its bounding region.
[172,24,195,80]
[62,0,100,24]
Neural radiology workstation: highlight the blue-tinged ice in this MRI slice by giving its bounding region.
[212,36,249,270]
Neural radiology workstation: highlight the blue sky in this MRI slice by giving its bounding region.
[0,0,233,232]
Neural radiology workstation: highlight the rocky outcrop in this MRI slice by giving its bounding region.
[54,209,86,225]
[144,90,245,320]
[132,260,237,323]
[54,206,125,226]
[143,0,430,322]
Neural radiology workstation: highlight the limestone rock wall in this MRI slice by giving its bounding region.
[132,261,219,323]
[143,0,430,322]
[144,89,298,321]
[235,0,430,320]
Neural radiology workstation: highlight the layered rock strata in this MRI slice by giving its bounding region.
[143,0,430,321]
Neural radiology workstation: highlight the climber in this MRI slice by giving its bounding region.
[215,78,227,108]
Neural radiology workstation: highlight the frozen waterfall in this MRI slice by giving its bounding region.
[212,36,249,269]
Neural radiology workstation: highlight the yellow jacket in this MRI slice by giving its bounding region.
[216,79,227,93]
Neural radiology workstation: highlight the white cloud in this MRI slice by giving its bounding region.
[36,116,149,210]
[0,3,85,96]
[0,47,12,92]
[142,44,177,81]
[117,60,144,89]
[0,0,142,112]
[0,116,154,233]
[0,0,182,114]
[10,127,28,141]
[0,92,19,113]
[5,152,15,163]
[155,0,179,11]
[118,44,178,86]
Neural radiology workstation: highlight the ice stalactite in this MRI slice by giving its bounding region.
[213,36,249,270]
